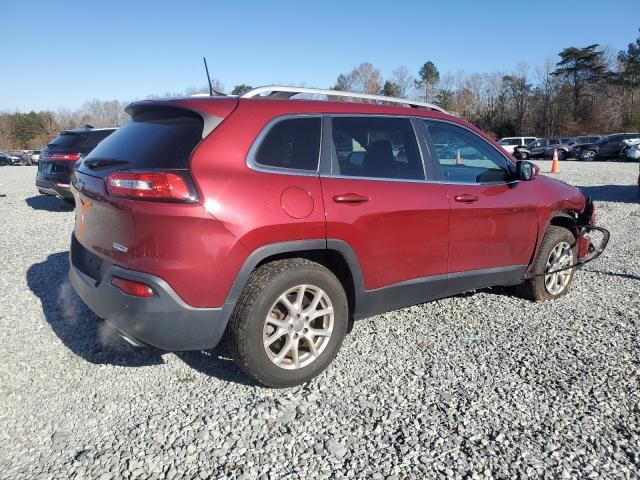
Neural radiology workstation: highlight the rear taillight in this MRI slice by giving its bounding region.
[106,172,195,201]
[50,153,81,161]
[111,277,154,297]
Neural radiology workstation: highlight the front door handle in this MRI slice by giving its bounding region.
[333,193,370,205]
[454,194,479,203]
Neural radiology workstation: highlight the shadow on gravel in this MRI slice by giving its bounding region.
[176,350,255,386]
[26,252,164,367]
[577,185,640,204]
[583,269,640,282]
[25,195,74,212]
[27,252,256,384]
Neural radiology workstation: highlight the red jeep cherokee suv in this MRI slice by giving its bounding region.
[69,86,602,387]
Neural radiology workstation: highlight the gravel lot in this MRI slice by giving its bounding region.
[0,162,638,479]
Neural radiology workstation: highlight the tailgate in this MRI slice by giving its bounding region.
[72,171,135,264]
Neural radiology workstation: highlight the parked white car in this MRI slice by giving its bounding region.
[498,136,537,154]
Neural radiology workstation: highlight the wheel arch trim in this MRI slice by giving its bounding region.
[223,239,366,307]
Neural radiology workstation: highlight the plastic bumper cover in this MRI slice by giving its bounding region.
[69,251,233,351]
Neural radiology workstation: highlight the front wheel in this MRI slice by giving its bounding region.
[581,150,597,162]
[556,150,566,161]
[228,258,349,387]
[516,225,577,301]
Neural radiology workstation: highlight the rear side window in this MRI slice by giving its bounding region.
[254,117,321,171]
[48,133,82,149]
[84,108,203,169]
[331,117,424,180]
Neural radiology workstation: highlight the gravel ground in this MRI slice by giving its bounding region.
[0,162,638,479]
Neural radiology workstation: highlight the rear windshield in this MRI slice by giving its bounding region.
[83,108,203,169]
[48,132,83,149]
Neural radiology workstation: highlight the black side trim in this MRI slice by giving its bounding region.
[357,274,448,319]
[447,265,526,292]
[224,239,327,306]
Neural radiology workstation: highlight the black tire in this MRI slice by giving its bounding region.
[581,150,597,162]
[516,225,577,302]
[227,258,349,388]
[63,198,75,206]
[556,150,566,161]
[520,151,529,160]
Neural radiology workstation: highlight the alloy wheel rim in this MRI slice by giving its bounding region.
[544,241,574,295]
[263,284,334,370]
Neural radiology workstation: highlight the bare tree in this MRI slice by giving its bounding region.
[391,66,414,98]
[503,64,532,135]
[349,63,383,95]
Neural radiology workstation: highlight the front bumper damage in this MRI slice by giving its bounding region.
[526,197,610,279]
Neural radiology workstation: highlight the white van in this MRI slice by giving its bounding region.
[498,137,537,154]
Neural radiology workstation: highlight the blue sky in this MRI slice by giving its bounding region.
[1,0,638,111]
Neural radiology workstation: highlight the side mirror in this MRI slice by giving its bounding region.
[515,160,536,181]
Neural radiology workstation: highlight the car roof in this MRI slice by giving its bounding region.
[128,95,501,148]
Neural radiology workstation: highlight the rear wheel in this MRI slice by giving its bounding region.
[228,258,348,387]
[516,225,577,301]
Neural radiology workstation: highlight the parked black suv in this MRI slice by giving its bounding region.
[514,138,572,160]
[573,133,640,161]
[36,126,116,203]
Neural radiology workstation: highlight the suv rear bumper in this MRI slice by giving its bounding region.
[68,236,232,351]
[36,175,74,199]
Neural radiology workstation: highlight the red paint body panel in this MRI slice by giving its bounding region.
[320,177,450,289]
[72,95,593,311]
[527,175,587,270]
[189,100,326,249]
[446,180,539,272]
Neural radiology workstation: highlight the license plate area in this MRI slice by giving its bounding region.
[71,234,111,283]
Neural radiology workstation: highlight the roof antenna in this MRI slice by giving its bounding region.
[202,57,224,96]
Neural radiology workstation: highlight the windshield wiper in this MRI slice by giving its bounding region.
[84,159,130,170]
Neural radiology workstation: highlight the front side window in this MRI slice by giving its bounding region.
[423,121,511,184]
[254,117,321,171]
[331,117,424,180]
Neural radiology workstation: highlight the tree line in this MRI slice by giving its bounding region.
[330,29,639,139]
[2,30,638,150]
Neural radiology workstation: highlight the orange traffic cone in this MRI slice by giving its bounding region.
[550,149,560,173]
[455,149,462,165]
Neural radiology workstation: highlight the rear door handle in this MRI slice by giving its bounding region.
[333,193,370,205]
[454,194,479,203]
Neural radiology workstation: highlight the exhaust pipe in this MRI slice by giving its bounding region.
[118,330,145,348]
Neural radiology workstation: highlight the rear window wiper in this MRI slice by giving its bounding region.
[84,159,130,170]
